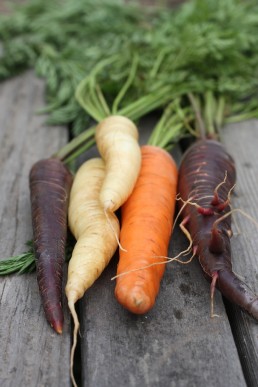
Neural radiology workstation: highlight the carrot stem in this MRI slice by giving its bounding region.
[187,93,206,139]
[112,54,139,114]
[63,138,96,165]
[53,126,95,162]
[215,96,226,130]
[147,98,192,149]
[95,84,111,117]
[204,91,216,136]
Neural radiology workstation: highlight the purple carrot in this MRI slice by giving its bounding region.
[29,158,73,333]
[177,139,258,320]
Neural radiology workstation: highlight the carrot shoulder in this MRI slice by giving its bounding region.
[115,145,178,314]
[29,158,73,333]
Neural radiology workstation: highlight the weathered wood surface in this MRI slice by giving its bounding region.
[221,122,258,387]
[0,71,71,387]
[1,71,258,387]
[78,126,247,387]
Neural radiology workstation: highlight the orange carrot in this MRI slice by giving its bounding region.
[114,145,178,314]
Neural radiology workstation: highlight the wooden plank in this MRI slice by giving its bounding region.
[78,119,246,387]
[1,71,256,387]
[220,121,258,386]
[0,71,71,387]
[79,229,246,387]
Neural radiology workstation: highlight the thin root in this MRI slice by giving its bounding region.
[212,171,228,204]
[179,215,192,248]
[173,195,194,231]
[112,210,196,281]
[112,203,197,281]
[212,207,258,232]
[176,195,200,210]
[177,195,214,215]
[68,301,80,387]
[177,174,235,213]
[111,245,196,281]
[210,272,220,318]
[232,215,242,236]
[104,208,127,252]
[227,183,236,202]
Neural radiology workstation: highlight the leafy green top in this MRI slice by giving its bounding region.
[2,0,258,139]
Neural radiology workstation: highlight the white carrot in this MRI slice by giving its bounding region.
[95,115,141,212]
[65,158,119,387]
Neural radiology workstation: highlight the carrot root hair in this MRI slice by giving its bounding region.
[212,207,258,232]
[111,247,196,281]
[210,272,221,318]
[104,208,127,252]
[68,300,80,387]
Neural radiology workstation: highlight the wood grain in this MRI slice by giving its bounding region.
[0,71,71,387]
[221,121,258,387]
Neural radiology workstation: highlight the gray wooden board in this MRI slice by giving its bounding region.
[221,121,258,386]
[79,121,246,387]
[0,71,71,387]
[1,70,258,387]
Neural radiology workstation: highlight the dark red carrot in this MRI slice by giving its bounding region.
[177,139,258,320]
[29,158,73,333]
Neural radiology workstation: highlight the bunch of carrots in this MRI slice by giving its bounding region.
[2,1,258,386]
[26,105,183,387]
[27,96,258,387]
[3,42,258,387]
[1,91,258,387]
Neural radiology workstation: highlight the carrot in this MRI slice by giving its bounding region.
[113,99,191,314]
[29,158,73,333]
[65,115,141,384]
[114,145,178,314]
[65,157,120,387]
[75,70,189,316]
[95,115,141,212]
[177,138,258,319]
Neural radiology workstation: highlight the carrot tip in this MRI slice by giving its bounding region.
[115,286,153,314]
[52,321,63,334]
[133,298,143,307]
[103,199,116,212]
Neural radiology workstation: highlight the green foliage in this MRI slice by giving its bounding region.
[0,242,35,275]
[0,0,151,135]
[75,0,258,138]
[2,0,258,138]
[0,237,74,275]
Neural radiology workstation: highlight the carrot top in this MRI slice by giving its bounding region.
[2,0,258,138]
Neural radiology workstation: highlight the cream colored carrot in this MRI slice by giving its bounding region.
[95,115,141,212]
[65,157,119,387]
